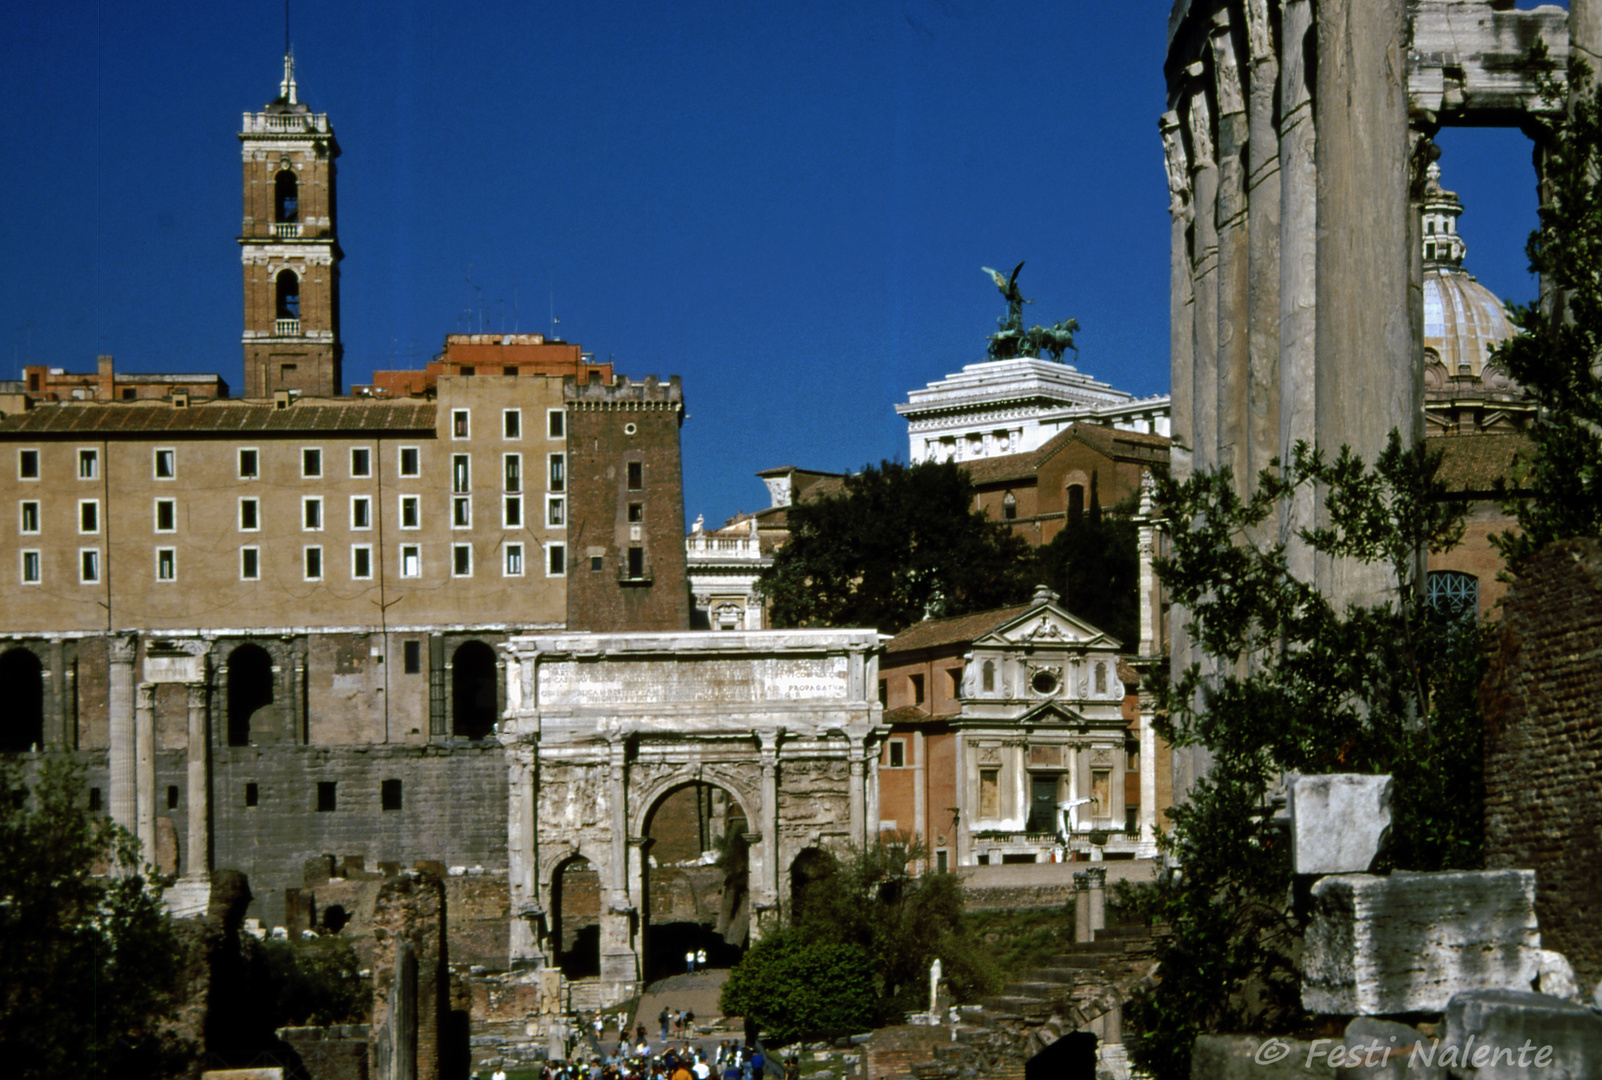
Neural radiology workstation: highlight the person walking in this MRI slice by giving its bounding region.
[696,948,707,971]
[685,949,696,974]
[659,1007,670,1042]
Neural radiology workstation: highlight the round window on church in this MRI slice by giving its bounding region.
[1031,670,1057,695]
[624,422,637,436]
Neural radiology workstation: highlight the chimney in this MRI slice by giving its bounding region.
[97,355,114,401]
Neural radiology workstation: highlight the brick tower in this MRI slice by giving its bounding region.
[239,54,342,399]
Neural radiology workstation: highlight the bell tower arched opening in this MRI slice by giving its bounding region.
[274,170,298,223]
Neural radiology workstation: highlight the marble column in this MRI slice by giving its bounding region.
[1087,866,1107,934]
[108,635,138,843]
[1074,872,1092,944]
[757,732,781,913]
[1243,0,1281,498]
[600,738,636,986]
[135,682,157,861]
[184,680,211,876]
[846,735,865,848]
[506,742,542,969]
[1212,8,1251,491]
[1279,0,1318,584]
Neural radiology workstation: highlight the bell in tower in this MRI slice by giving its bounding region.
[239,52,343,399]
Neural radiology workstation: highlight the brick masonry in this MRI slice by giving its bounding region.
[1482,537,1602,993]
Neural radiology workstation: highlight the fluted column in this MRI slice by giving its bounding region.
[184,680,211,876]
[846,734,865,848]
[1279,0,1318,584]
[135,682,157,861]
[599,737,636,986]
[1074,872,1092,944]
[757,731,781,915]
[108,635,138,845]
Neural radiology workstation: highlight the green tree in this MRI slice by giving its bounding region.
[0,757,183,1079]
[718,929,880,1043]
[260,935,371,1029]
[1034,484,1140,645]
[1122,435,1485,1080]
[758,460,1033,634]
[1492,64,1602,574]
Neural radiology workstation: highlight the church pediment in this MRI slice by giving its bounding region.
[976,602,1118,650]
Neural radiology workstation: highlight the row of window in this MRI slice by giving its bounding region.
[18,542,569,584]
[90,779,410,813]
[15,442,573,483]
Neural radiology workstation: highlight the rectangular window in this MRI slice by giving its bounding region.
[316,781,337,812]
[240,547,260,580]
[238,448,259,479]
[452,496,471,528]
[548,496,565,527]
[381,779,403,811]
[399,446,420,477]
[155,499,176,533]
[503,409,521,439]
[910,673,925,705]
[505,543,524,576]
[245,783,259,807]
[504,454,522,492]
[239,498,259,532]
[78,500,98,534]
[403,639,421,674]
[18,450,39,480]
[352,545,373,579]
[303,497,323,531]
[548,454,565,492]
[400,495,420,529]
[21,550,41,584]
[452,544,472,577]
[888,740,906,768]
[80,548,100,584]
[590,555,604,573]
[503,496,522,528]
[19,501,39,534]
[89,787,102,811]
[627,502,643,523]
[351,496,372,530]
[156,548,176,581]
[547,409,564,438]
[936,850,948,874]
[400,545,420,578]
[153,448,175,479]
[949,667,963,699]
[302,447,322,478]
[627,460,643,490]
[452,454,470,493]
[627,546,644,578]
[452,409,470,439]
[979,768,1000,818]
[304,546,323,580]
[350,447,372,477]
[78,448,98,480]
[547,543,565,576]
[167,785,179,810]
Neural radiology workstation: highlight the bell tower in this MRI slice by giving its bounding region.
[239,53,342,399]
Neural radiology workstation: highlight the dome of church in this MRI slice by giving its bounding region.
[1419,162,1519,384]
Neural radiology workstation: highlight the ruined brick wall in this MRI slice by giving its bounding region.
[369,873,457,1080]
[278,1025,371,1080]
[1482,537,1602,991]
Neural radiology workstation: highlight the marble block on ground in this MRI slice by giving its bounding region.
[1337,1018,1444,1079]
[1439,989,1602,1079]
[1289,774,1392,875]
[1302,870,1539,1015]
[1188,1036,1335,1078]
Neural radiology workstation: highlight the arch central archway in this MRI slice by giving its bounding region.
[638,779,752,979]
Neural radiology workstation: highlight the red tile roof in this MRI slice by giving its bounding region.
[0,398,436,436]
[962,423,1169,487]
[884,602,1037,654]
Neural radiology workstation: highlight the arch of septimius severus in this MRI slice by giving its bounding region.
[1162,0,1599,796]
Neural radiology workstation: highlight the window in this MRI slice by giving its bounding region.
[1127,739,1140,772]
[156,548,176,581]
[350,447,371,477]
[239,498,259,532]
[627,460,643,490]
[982,660,995,692]
[1002,490,1017,520]
[888,740,906,768]
[1094,661,1107,695]
[304,546,323,580]
[18,450,39,480]
[303,497,323,531]
[245,783,259,807]
[452,544,472,577]
[381,779,403,811]
[627,546,645,578]
[400,496,420,529]
[979,768,1000,818]
[351,496,372,530]
[1090,769,1111,817]
[878,679,887,706]
[302,447,322,477]
[623,502,642,524]
[504,496,522,528]
[547,543,565,576]
[89,787,102,811]
[548,454,565,492]
[936,850,948,874]
[1125,806,1139,835]
[398,446,420,477]
[452,497,471,528]
[238,448,259,478]
[452,454,471,493]
[949,666,963,698]
[504,454,522,492]
[154,448,175,479]
[403,640,422,674]
[547,497,565,527]
[276,270,300,321]
[505,543,524,576]
[21,550,41,584]
[548,409,564,438]
[590,555,604,573]
[400,545,420,578]
[910,673,925,705]
[155,499,176,533]
[78,449,98,480]
[352,545,373,579]
[78,500,98,534]
[80,549,100,584]
[316,781,337,812]
[19,502,39,534]
[275,168,298,222]
[1067,483,1085,523]
[240,547,260,580]
[452,409,470,439]
[167,786,179,810]
[1427,570,1479,622]
[503,409,521,439]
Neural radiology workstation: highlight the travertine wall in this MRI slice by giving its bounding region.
[1482,538,1602,993]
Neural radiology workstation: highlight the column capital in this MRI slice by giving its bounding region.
[109,633,139,664]
[135,682,157,707]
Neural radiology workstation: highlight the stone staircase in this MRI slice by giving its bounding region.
[898,921,1158,1080]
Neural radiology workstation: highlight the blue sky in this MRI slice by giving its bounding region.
[0,2,1549,528]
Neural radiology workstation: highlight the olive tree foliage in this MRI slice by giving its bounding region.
[0,757,183,1079]
[1492,61,1602,574]
[757,460,1033,635]
[1121,435,1487,1080]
